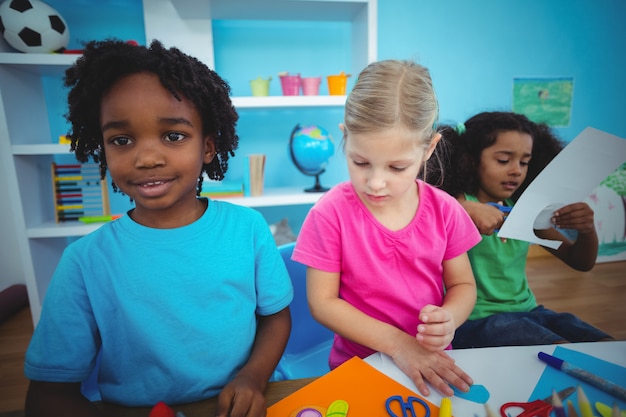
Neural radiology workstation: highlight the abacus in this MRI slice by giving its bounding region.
[52,162,111,222]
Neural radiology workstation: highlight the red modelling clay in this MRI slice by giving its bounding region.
[149,401,176,417]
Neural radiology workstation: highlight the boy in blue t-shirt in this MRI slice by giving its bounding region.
[24,39,293,417]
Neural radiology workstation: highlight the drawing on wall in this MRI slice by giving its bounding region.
[512,77,574,127]
[586,163,626,263]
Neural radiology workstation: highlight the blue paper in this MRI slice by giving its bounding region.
[530,346,626,414]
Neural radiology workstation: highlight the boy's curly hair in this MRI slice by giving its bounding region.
[64,39,239,194]
[436,111,564,202]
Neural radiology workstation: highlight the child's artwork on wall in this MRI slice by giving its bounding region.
[586,163,626,263]
[513,77,574,127]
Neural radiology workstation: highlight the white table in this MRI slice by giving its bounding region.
[365,341,626,416]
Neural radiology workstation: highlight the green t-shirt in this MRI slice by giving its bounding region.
[465,194,537,320]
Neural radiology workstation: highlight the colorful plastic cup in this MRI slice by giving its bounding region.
[250,76,271,96]
[327,71,351,95]
[279,73,301,96]
[301,76,321,95]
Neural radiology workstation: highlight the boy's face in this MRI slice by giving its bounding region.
[476,130,533,203]
[100,72,215,228]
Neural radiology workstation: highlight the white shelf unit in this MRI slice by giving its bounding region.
[0,0,377,326]
[143,0,378,73]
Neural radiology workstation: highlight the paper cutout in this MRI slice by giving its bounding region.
[498,127,626,248]
[267,356,443,417]
[451,383,490,403]
[529,346,626,414]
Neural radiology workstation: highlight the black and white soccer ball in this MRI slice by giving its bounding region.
[0,0,69,53]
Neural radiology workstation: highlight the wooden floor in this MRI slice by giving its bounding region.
[0,253,624,414]
[0,306,33,415]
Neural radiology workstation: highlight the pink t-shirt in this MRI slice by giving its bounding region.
[292,180,481,368]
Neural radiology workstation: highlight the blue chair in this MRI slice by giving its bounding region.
[273,242,334,380]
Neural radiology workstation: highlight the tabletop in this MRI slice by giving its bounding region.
[365,341,626,416]
[78,341,626,417]
[94,377,315,417]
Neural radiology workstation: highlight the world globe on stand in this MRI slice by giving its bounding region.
[289,124,335,192]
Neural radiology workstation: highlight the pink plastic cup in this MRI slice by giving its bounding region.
[279,73,301,96]
[301,77,321,95]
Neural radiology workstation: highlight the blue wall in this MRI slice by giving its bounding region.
[40,1,626,225]
[219,1,626,194]
[377,0,626,143]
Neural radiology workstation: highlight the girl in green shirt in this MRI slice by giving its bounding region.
[435,111,613,348]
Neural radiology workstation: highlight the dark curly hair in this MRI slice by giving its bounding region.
[64,39,239,194]
[435,111,564,201]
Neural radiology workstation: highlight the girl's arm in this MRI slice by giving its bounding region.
[416,253,477,351]
[215,307,291,417]
[25,381,102,417]
[535,202,598,271]
[306,267,472,398]
[457,196,506,235]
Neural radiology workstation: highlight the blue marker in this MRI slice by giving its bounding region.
[538,352,626,401]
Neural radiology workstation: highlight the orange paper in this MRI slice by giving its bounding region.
[267,356,443,417]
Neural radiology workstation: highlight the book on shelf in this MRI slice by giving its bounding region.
[200,180,244,199]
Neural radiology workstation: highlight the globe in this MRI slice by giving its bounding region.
[289,124,335,192]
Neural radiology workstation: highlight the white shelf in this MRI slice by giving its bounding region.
[26,188,325,238]
[0,52,77,75]
[0,52,77,65]
[26,222,103,239]
[232,95,346,108]
[208,0,370,21]
[0,53,346,110]
[219,187,325,207]
[13,144,71,155]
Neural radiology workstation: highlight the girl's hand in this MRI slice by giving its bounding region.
[416,304,455,352]
[215,374,266,417]
[391,336,472,397]
[552,202,595,235]
[459,199,505,235]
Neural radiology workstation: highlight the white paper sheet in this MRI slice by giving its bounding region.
[498,127,626,248]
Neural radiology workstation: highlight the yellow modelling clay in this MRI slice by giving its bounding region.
[326,399,349,417]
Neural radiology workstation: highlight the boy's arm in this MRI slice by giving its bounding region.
[25,381,102,417]
[215,307,291,417]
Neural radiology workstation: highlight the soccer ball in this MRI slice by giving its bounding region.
[0,0,69,53]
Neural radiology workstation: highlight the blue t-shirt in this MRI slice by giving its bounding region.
[25,199,293,406]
